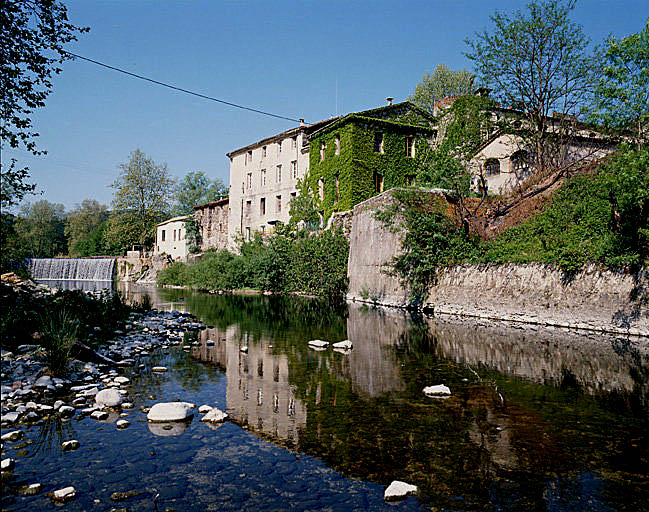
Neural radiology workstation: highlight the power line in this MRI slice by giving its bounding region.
[62,51,304,124]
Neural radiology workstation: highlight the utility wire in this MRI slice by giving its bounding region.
[62,51,304,124]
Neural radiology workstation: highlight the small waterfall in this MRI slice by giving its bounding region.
[27,258,116,281]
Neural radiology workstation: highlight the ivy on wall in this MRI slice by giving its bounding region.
[306,114,436,220]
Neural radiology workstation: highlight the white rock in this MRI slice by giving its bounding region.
[1,458,15,471]
[384,480,418,501]
[1,430,24,442]
[53,486,76,500]
[121,402,134,409]
[59,406,75,417]
[95,388,123,408]
[147,402,195,422]
[332,340,353,350]
[2,412,20,424]
[240,346,248,353]
[90,410,109,420]
[152,366,168,372]
[116,419,130,429]
[200,408,228,423]
[198,405,213,413]
[307,339,329,350]
[61,440,79,451]
[114,376,130,385]
[423,384,451,397]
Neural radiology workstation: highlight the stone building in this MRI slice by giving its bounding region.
[226,117,338,243]
[193,197,229,252]
[154,215,189,261]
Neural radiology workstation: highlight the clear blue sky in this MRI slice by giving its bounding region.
[3,0,647,212]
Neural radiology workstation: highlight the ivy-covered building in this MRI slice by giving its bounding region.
[306,101,437,219]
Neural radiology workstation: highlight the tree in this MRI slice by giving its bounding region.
[65,199,109,256]
[1,0,88,207]
[408,64,474,114]
[106,149,174,252]
[589,19,649,149]
[15,199,67,257]
[465,0,597,192]
[173,171,227,215]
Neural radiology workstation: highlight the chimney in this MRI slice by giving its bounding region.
[299,118,305,126]
[386,97,394,106]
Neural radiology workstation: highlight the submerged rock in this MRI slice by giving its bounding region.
[95,388,123,408]
[18,482,42,495]
[147,402,194,422]
[1,430,24,442]
[384,480,418,501]
[110,489,142,501]
[423,384,451,397]
[61,440,80,451]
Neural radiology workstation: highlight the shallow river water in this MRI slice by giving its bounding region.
[5,283,649,511]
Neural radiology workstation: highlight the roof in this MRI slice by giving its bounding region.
[156,215,190,227]
[193,197,229,210]
[226,117,340,158]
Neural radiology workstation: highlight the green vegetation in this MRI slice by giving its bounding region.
[65,199,109,256]
[39,309,79,376]
[408,64,474,114]
[158,227,349,302]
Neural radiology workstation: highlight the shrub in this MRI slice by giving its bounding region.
[40,309,79,376]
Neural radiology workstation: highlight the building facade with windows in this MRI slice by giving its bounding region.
[154,215,190,261]
[193,197,229,252]
[226,118,338,243]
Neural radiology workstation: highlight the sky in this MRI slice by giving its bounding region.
[3,0,647,212]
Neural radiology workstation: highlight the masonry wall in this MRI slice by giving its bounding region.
[194,202,229,252]
[347,190,649,336]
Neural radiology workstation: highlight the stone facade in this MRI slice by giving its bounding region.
[154,215,189,261]
[193,198,229,252]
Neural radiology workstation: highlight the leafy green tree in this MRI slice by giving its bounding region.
[289,186,321,228]
[408,64,474,114]
[1,0,88,207]
[590,19,649,148]
[65,199,109,256]
[106,149,174,253]
[465,0,596,183]
[15,199,67,257]
[173,171,227,215]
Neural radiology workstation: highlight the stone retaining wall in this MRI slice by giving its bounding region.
[347,190,649,336]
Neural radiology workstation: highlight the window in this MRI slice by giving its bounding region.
[511,150,530,172]
[245,227,250,241]
[260,225,266,234]
[291,160,297,179]
[161,229,166,241]
[335,134,340,155]
[276,195,282,213]
[291,136,297,149]
[260,169,266,187]
[277,141,282,154]
[290,191,297,201]
[405,136,415,157]
[173,229,177,241]
[276,164,282,183]
[245,200,252,215]
[262,145,267,158]
[219,222,223,232]
[485,159,501,177]
[260,197,266,215]
[246,172,252,189]
[406,175,416,186]
[320,142,326,161]
[335,175,339,203]
[241,182,244,193]
[374,132,384,153]
[373,171,384,193]
[247,150,253,164]
[318,178,324,200]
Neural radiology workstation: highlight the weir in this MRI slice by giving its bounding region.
[27,258,116,281]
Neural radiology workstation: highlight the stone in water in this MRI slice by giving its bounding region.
[200,408,228,423]
[52,486,76,501]
[147,402,194,422]
[95,388,123,408]
[423,384,451,397]
[384,480,418,501]
[308,339,329,350]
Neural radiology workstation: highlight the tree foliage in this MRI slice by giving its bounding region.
[589,19,649,148]
[465,0,596,178]
[15,199,67,257]
[408,64,474,114]
[173,170,227,215]
[65,199,109,256]
[1,0,88,206]
[106,149,174,252]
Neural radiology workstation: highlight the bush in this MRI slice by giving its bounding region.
[40,309,79,376]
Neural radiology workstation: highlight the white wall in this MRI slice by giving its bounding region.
[155,217,188,261]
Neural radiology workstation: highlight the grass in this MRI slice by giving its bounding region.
[39,309,79,376]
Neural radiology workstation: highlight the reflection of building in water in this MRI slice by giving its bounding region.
[117,281,190,313]
[194,328,306,446]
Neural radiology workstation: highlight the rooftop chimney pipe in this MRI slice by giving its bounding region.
[299,118,305,126]
[386,97,394,106]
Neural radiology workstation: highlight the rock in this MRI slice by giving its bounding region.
[1,430,24,442]
[52,486,76,501]
[114,376,130,385]
[152,367,168,373]
[147,402,195,422]
[59,406,75,417]
[1,458,15,471]
[95,388,123,408]
[2,412,20,424]
[240,346,248,353]
[200,408,228,423]
[206,339,215,346]
[121,402,134,409]
[308,339,329,350]
[147,421,189,437]
[116,420,130,429]
[423,384,451,397]
[61,440,80,451]
[34,375,53,388]
[19,482,42,495]
[384,480,418,501]
[90,410,109,420]
[53,400,65,410]
[198,405,213,414]
[110,490,142,501]
[332,340,353,351]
